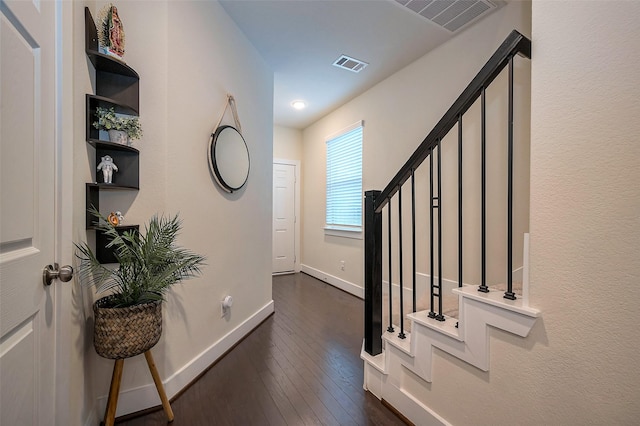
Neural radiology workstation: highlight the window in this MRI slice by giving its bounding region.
[325,121,363,238]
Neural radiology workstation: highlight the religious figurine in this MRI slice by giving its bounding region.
[97,4,125,58]
[97,155,118,184]
[108,5,125,57]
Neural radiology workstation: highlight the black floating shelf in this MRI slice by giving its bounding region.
[84,6,142,250]
[87,138,139,153]
[85,49,139,78]
[88,94,138,116]
[87,183,140,190]
[86,224,139,231]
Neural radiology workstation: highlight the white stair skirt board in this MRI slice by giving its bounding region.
[300,264,364,299]
[93,300,275,419]
[363,290,539,426]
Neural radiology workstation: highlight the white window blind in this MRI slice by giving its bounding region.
[326,122,363,232]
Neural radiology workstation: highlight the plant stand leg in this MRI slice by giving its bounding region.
[144,350,174,422]
[104,359,124,426]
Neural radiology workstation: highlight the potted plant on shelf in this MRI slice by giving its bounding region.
[76,210,205,359]
[93,106,143,146]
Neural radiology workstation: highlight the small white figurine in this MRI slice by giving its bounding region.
[97,155,118,184]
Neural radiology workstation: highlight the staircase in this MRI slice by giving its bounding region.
[361,30,540,425]
[362,284,539,425]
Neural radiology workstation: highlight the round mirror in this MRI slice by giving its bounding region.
[208,125,250,192]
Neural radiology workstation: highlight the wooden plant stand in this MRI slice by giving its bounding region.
[103,350,174,426]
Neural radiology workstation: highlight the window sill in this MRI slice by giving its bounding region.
[324,226,363,240]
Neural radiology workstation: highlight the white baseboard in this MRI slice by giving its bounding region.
[383,385,451,426]
[83,407,98,426]
[95,300,275,419]
[300,264,364,299]
[297,266,523,303]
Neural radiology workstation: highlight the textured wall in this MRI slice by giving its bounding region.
[526,0,640,423]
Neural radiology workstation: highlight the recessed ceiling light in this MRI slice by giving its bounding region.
[291,100,307,110]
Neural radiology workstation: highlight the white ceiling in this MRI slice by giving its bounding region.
[220,0,503,130]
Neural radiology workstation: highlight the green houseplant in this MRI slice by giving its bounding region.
[93,106,143,145]
[76,210,205,359]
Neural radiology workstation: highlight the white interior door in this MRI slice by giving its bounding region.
[273,163,296,273]
[0,1,58,424]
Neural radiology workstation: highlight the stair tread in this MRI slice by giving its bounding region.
[383,281,523,333]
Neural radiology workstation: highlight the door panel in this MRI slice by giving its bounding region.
[0,316,37,425]
[1,9,35,245]
[0,0,56,424]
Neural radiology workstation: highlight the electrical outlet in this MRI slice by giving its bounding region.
[340,261,345,271]
[221,295,233,318]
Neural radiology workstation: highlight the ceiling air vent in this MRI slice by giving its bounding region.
[394,0,502,32]
[333,54,369,73]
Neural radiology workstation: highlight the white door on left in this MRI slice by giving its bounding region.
[0,1,58,424]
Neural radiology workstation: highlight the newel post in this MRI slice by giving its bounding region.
[364,190,382,355]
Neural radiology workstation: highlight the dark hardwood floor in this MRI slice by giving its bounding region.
[116,273,405,425]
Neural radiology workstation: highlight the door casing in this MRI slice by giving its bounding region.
[273,159,301,274]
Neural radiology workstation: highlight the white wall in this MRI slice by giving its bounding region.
[301,2,531,294]
[71,1,273,422]
[163,0,273,378]
[274,125,303,162]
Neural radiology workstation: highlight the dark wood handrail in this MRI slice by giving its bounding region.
[374,30,531,213]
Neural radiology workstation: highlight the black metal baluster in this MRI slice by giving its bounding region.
[505,56,516,300]
[428,148,437,319]
[387,202,395,332]
[436,140,444,321]
[478,89,489,293]
[458,114,463,289]
[398,187,406,339]
[411,169,416,313]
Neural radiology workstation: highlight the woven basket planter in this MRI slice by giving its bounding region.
[93,296,162,359]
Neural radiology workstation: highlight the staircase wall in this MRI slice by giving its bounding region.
[364,2,640,425]
[526,1,640,423]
